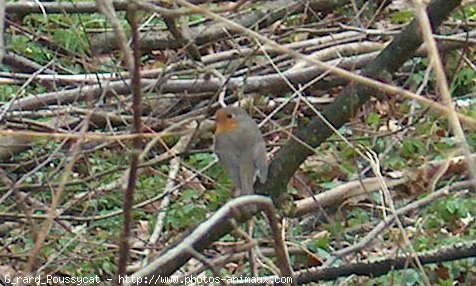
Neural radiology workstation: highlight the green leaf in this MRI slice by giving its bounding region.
[390,10,414,24]
[367,112,381,127]
[341,146,358,160]
[339,161,356,177]
[314,237,330,249]
[402,139,425,158]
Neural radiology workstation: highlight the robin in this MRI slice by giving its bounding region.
[214,107,268,196]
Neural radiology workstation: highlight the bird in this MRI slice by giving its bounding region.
[214,107,268,196]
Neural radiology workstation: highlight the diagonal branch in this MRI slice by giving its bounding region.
[255,0,464,199]
[127,195,292,286]
[413,0,476,186]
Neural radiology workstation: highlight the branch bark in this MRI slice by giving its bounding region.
[292,154,476,217]
[126,195,289,286]
[113,4,142,284]
[90,0,349,54]
[6,0,131,14]
[294,240,476,283]
[257,0,464,201]
[0,0,5,64]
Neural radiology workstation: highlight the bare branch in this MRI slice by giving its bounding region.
[293,154,476,217]
[114,5,142,284]
[326,180,475,265]
[127,195,293,286]
[96,0,134,71]
[413,0,476,187]
[293,239,476,283]
[0,0,5,64]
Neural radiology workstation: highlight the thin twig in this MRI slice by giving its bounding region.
[363,150,431,285]
[96,0,134,71]
[114,6,142,285]
[175,0,476,128]
[22,92,93,279]
[0,0,5,64]
[126,196,294,286]
[412,0,476,187]
[142,157,181,266]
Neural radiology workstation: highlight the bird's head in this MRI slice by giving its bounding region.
[214,107,247,134]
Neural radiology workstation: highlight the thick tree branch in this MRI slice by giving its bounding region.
[257,0,464,200]
[6,0,141,14]
[292,154,476,217]
[90,0,349,54]
[10,38,473,113]
[127,196,290,286]
[293,240,476,283]
[4,0,243,15]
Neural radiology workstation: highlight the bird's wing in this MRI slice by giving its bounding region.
[239,163,255,195]
[253,140,268,184]
[214,136,242,189]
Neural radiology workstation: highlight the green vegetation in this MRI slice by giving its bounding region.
[0,1,474,285]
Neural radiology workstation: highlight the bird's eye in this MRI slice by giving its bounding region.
[226,113,234,119]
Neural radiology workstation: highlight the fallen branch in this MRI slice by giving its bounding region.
[325,179,474,265]
[293,239,476,283]
[90,0,350,54]
[142,157,182,266]
[127,195,293,286]
[293,153,476,217]
[254,0,468,199]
